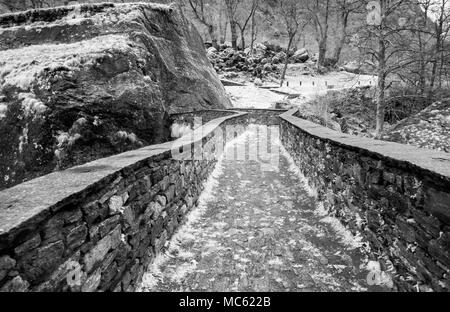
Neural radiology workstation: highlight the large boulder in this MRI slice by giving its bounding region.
[272,51,286,64]
[253,43,267,59]
[292,48,309,63]
[343,61,374,74]
[254,78,263,86]
[263,42,283,53]
[222,47,236,55]
[343,61,362,74]
[0,3,231,190]
[207,46,218,58]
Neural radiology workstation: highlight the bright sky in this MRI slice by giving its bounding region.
[422,0,450,22]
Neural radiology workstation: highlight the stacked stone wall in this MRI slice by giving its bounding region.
[280,109,450,292]
[0,111,245,291]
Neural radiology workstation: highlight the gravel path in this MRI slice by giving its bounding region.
[140,125,385,292]
[225,71,377,109]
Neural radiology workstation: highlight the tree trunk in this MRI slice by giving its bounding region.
[428,37,441,100]
[438,49,445,89]
[376,40,386,137]
[318,39,327,67]
[250,8,257,55]
[281,35,294,85]
[219,8,225,44]
[220,21,228,44]
[417,8,428,95]
[316,0,330,68]
[332,12,349,65]
[418,31,426,95]
[240,29,246,50]
[208,25,218,49]
[332,40,344,66]
[224,1,238,50]
[429,18,443,99]
[230,21,238,50]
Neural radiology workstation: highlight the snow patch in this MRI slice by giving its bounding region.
[277,140,364,250]
[171,123,193,139]
[277,141,318,198]
[168,260,198,283]
[366,260,381,272]
[139,132,255,291]
[137,252,168,291]
[18,127,29,154]
[18,93,47,117]
[315,202,329,217]
[268,257,284,266]
[139,152,226,291]
[56,131,70,148]
[116,131,139,143]
[54,131,81,160]
[0,34,134,91]
[0,103,7,119]
[225,85,285,109]
[320,216,363,250]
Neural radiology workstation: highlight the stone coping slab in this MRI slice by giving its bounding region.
[229,108,288,112]
[280,109,450,182]
[220,79,246,87]
[0,110,247,238]
[170,108,287,116]
[169,109,235,117]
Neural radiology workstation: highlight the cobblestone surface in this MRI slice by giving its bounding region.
[140,125,387,292]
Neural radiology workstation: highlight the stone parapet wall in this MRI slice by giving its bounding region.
[2,106,449,292]
[170,108,286,129]
[280,109,450,292]
[170,110,236,129]
[228,108,287,126]
[0,111,245,292]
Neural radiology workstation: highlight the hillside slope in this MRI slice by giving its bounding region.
[382,100,450,153]
[0,2,231,190]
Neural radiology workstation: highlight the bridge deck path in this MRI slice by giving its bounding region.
[140,125,385,292]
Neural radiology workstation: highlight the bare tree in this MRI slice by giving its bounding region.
[235,0,259,50]
[218,1,228,44]
[359,0,413,136]
[186,0,219,48]
[249,0,260,55]
[277,0,308,84]
[428,0,450,97]
[331,0,364,65]
[306,0,332,68]
[224,0,239,49]
[392,0,450,99]
[410,0,434,95]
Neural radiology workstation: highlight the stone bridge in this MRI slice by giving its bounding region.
[0,109,449,292]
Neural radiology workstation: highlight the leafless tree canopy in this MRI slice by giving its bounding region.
[1,0,449,134]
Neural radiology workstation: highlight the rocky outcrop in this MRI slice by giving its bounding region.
[0,3,231,190]
[342,61,374,75]
[292,48,309,63]
[206,43,316,82]
[295,87,377,137]
[207,44,281,79]
[382,100,450,153]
